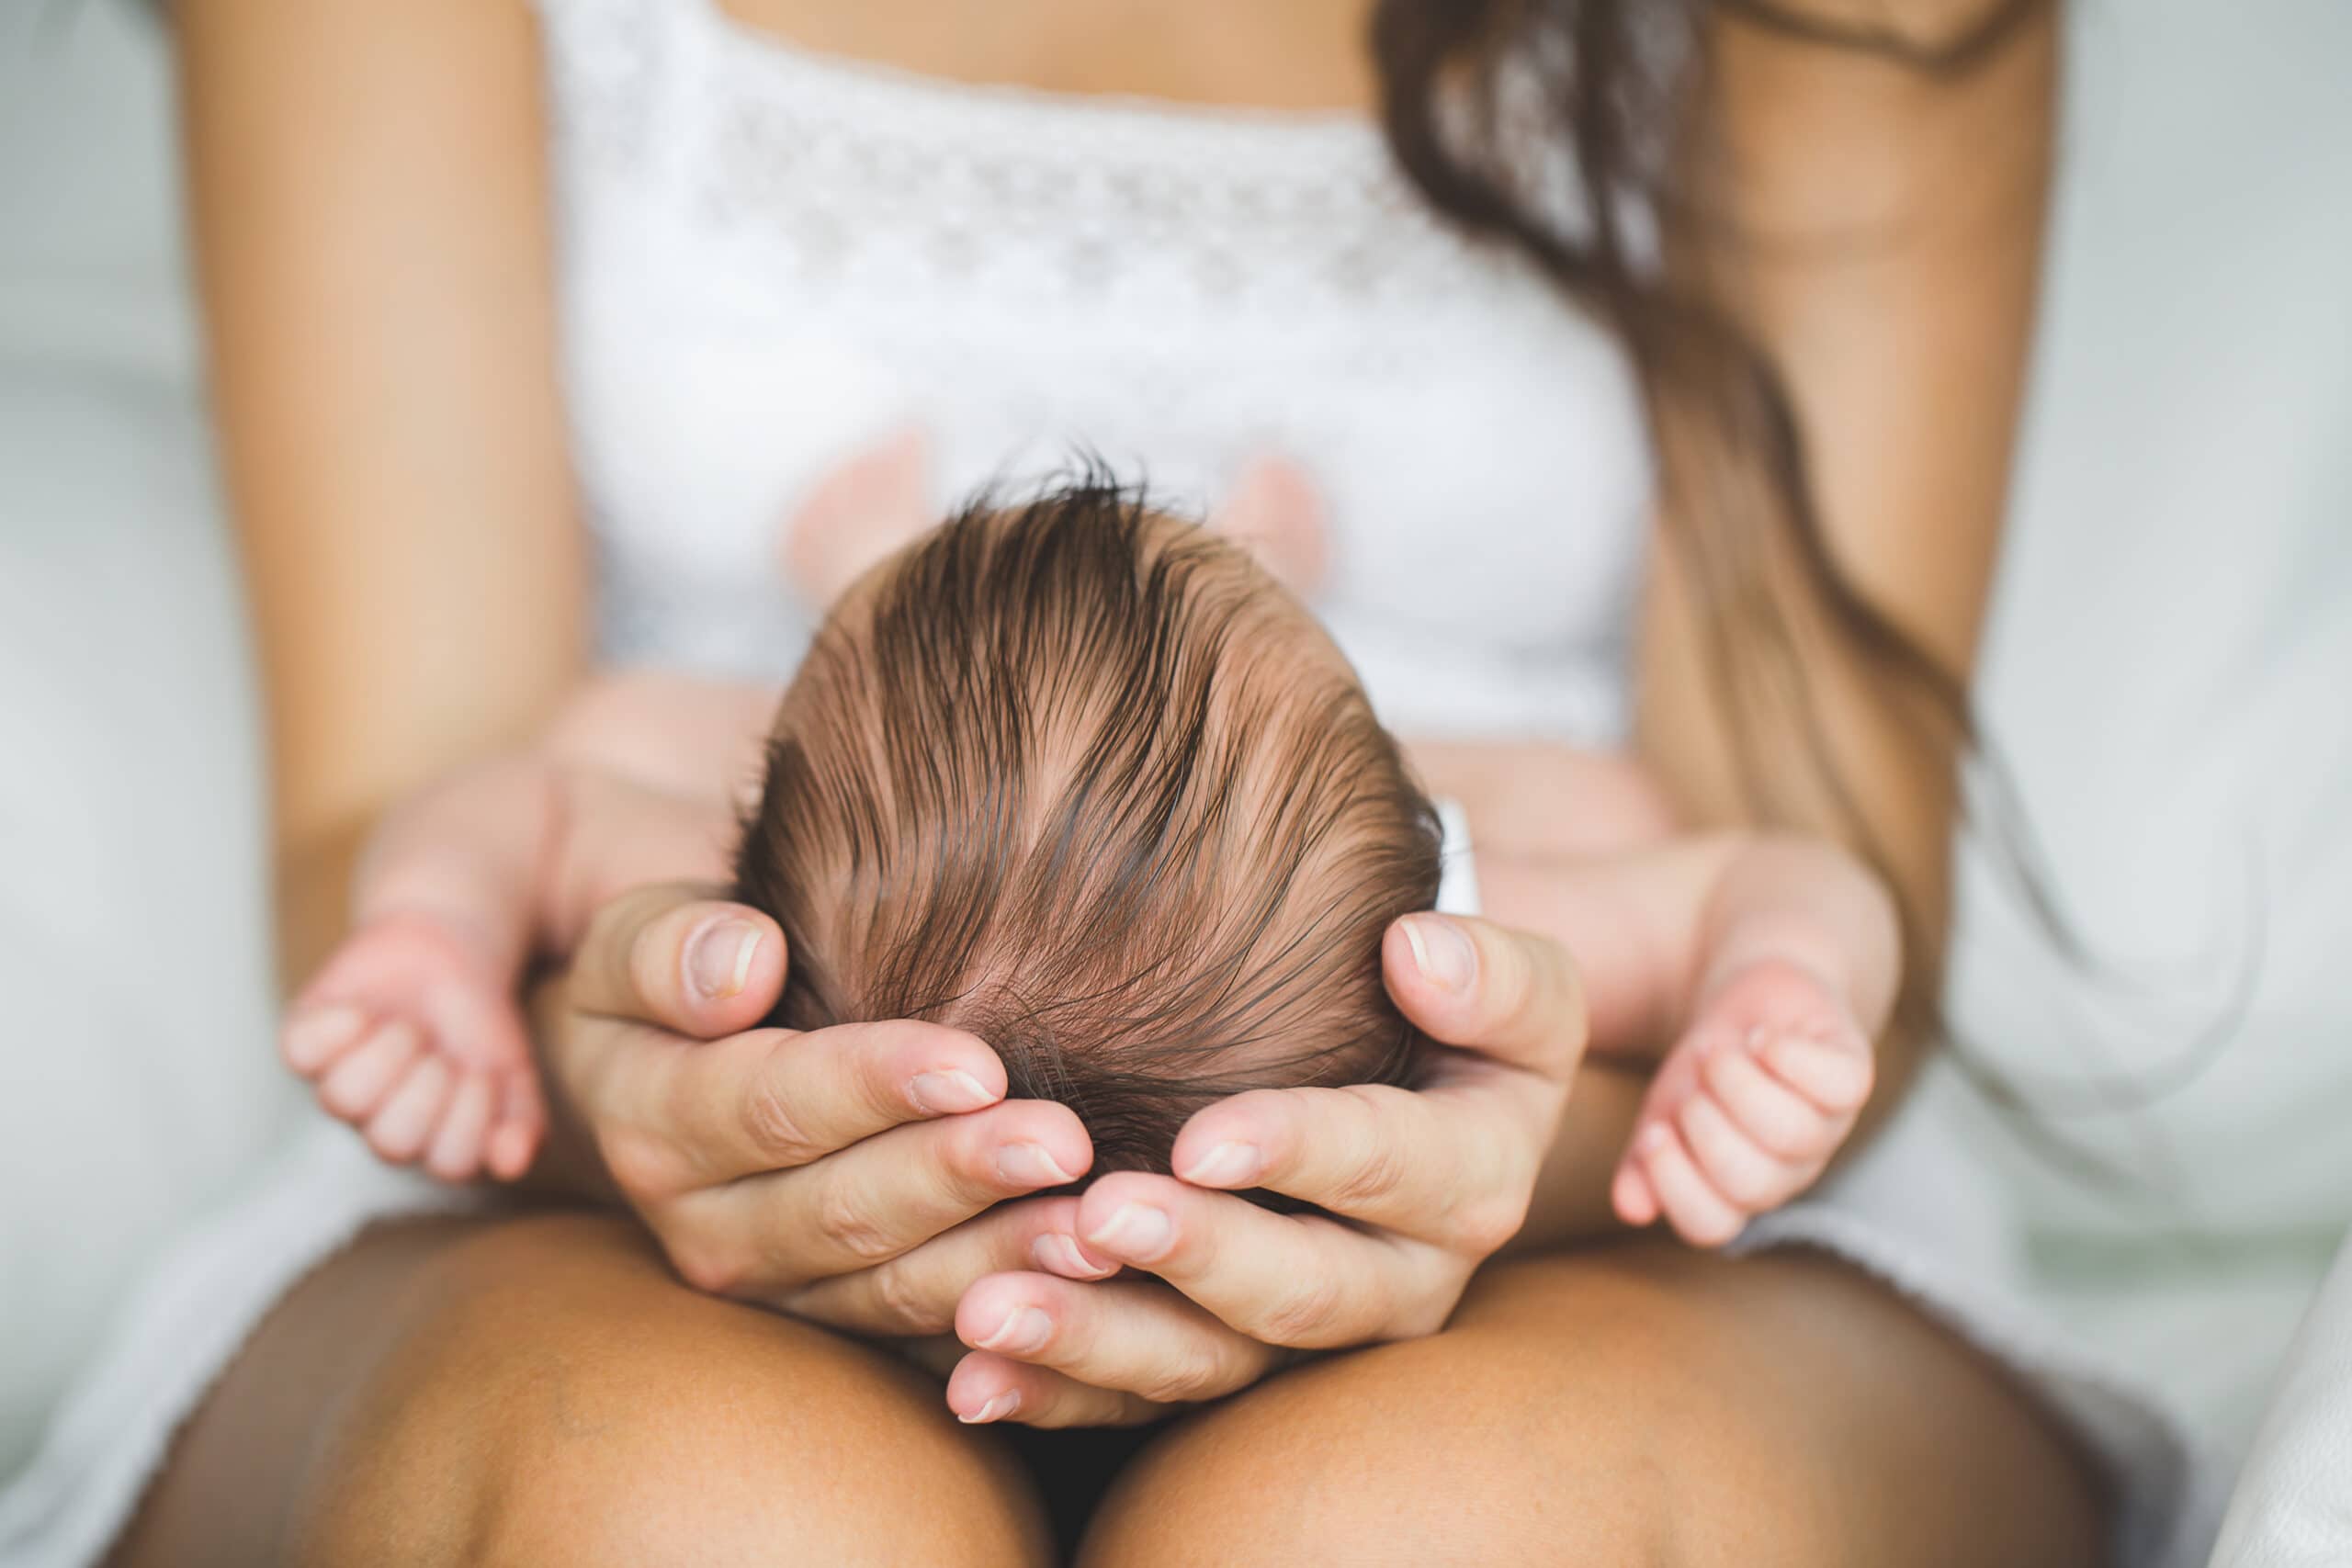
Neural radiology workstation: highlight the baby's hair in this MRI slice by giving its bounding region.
[734,474,1442,1179]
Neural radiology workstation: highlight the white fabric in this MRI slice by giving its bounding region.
[539,0,1652,743]
[0,1132,476,1568]
[1742,1078,2220,1568]
[9,0,2350,1564]
[0,0,299,1490]
[1432,799,1481,918]
[1943,0,2352,1471]
[2211,1228,2352,1565]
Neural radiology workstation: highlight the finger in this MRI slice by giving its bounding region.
[599,1018,1011,1193]
[1701,1040,1838,1161]
[945,1353,1165,1429]
[779,1197,1115,1337]
[1382,913,1588,1084]
[1621,1032,1710,1180]
[1611,1158,1659,1226]
[1171,1084,1505,1247]
[484,1069,545,1181]
[565,884,787,1041]
[1075,1172,1448,1347]
[1761,1033,1876,1115]
[425,1069,496,1182]
[281,1002,370,1075]
[363,1054,455,1163]
[316,1021,422,1120]
[670,1097,1091,1296]
[1634,1122,1747,1247]
[1675,1091,1796,1213]
[954,1273,1278,1405]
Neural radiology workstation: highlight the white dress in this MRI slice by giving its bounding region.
[0,1,2205,1562]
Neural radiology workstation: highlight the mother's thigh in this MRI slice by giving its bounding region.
[1084,1242,2107,1568]
[107,1210,1049,1568]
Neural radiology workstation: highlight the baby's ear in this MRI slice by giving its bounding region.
[779,425,935,609]
[1211,454,1331,600]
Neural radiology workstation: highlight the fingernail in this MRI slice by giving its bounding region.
[1179,1140,1262,1188]
[1031,1232,1115,1279]
[994,1142,1078,1187]
[910,1069,996,1114]
[958,1390,1021,1426]
[283,1004,366,1071]
[1401,915,1475,993]
[975,1304,1054,1354]
[685,919,763,1000]
[1086,1202,1173,1262]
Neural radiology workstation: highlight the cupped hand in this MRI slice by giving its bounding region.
[937,913,1589,1427]
[539,883,1109,1311]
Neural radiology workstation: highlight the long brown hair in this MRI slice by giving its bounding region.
[1371,0,2055,1060]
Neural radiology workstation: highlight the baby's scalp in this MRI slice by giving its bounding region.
[735,479,1441,1179]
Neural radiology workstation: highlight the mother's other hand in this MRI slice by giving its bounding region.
[537,884,1102,1310]
[944,913,1588,1427]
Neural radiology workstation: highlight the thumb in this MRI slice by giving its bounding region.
[1383,913,1589,1084]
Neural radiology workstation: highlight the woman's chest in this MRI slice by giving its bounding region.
[534,0,1654,735]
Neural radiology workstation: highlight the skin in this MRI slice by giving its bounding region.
[124,0,2098,1562]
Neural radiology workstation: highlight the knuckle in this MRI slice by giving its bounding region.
[1448,1192,1528,1258]
[1840,1053,1879,1109]
[1762,1112,1827,1161]
[1256,1272,1348,1348]
[813,1173,899,1264]
[665,1226,747,1297]
[1137,1339,1236,1404]
[1693,1211,1746,1247]
[741,1066,819,1165]
[1716,1166,1776,1209]
[1388,1287,1459,1341]
[596,1126,678,1200]
[866,1256,944,1334]
[1326,1133,1411,1213]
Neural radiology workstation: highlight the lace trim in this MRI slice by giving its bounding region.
[535,0,1515,311]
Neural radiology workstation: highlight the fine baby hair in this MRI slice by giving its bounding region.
[734,476,1442,1179]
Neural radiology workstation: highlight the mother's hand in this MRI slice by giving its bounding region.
[940,913,1588,1427]
[537,884,1110,1315]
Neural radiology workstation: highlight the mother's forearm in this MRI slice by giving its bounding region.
[1507,1061,1647,1251]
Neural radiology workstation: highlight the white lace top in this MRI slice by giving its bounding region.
[531,0,1653,740]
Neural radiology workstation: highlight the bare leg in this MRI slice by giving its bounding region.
[107,1210,1050,1568]
[1083,1242,2108,1568]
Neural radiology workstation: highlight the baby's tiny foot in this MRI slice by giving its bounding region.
[281,910,545,1183]
[1614,957,1874,1247]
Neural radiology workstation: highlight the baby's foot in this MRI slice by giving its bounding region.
[280,910,545,1183]
[1612,957,1874,1247]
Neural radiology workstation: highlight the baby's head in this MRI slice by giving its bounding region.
[735,479,1439,1179]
